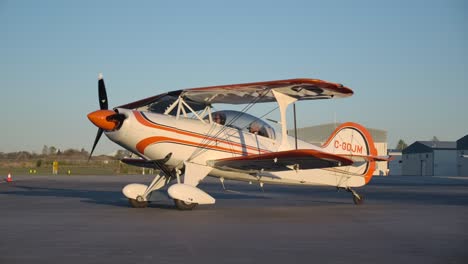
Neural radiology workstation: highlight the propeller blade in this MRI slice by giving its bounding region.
[88,128,104,161]
[98,73,108,110]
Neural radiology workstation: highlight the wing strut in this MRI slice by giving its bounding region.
[272,90,297,151]
[164,96,207,123]
[293,103,298,150]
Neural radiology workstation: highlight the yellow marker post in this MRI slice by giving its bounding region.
[52,161,59,175]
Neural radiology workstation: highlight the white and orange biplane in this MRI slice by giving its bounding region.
[88,74,387,209]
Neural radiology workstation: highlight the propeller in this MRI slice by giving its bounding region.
[88,74,108,160]
[88,73,126,161]
[87,74,128,161]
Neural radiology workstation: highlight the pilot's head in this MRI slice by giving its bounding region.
[213,113,226,125]
[249,121,261,133]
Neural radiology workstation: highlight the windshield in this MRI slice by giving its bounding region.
[206,110,276,140]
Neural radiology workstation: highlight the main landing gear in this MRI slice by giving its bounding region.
[174,199,198,210]
[123,173,170,208]
[129,196,149,208]
[122,162,215,210]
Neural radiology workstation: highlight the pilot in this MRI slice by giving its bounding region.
[213,112,226,125]
[249,121,267,137]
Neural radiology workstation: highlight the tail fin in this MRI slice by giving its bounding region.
[322,122,378,184]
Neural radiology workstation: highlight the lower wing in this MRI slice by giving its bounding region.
[208,149,354,173]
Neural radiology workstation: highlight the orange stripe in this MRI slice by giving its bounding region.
[136,136,251,155]
[133,111,269,154]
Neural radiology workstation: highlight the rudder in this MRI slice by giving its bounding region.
[322,122,378,184]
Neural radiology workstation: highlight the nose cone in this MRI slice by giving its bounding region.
[87,110,119,131]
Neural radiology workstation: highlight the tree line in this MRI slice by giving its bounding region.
[0,145,131,161]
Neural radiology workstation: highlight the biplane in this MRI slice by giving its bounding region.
[87,74,386,209]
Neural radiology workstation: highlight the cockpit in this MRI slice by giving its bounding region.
[206,110,276,140]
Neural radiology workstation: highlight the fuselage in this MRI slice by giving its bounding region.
[105,108,366,187]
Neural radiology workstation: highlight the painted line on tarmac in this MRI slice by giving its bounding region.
[434,176,468,181]
[225,189,245,194]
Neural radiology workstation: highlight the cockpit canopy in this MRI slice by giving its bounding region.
[206,110,276,140]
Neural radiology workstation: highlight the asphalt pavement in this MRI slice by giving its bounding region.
[0,174,467,264]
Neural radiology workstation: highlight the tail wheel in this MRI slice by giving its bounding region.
[174,199,198,210]
[128,199,148,208]
[352,194,365,205]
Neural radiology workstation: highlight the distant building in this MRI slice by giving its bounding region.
[457,135,468,176]
[402,141,457,176]
[387,149,402,175]
[291,123,388,176]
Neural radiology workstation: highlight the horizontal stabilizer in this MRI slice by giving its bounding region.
[341,155,392,162]
[208,149,353,173]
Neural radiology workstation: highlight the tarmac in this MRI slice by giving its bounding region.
[0,174,467,264]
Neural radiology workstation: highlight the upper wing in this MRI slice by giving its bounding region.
[207,149,354,173]
[181,78,353,104]
[116,78,353,111]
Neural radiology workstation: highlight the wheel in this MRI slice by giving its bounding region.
[174,199,198,210]
[128,198,148,208]
[352,194,365,205]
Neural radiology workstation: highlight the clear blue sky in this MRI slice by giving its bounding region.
[1,0,467,154]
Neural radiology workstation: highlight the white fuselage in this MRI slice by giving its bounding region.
[106,108,366,188]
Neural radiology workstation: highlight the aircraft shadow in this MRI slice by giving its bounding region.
[0,184,130,208]
[207,190,270,200]
[0,183,275,209]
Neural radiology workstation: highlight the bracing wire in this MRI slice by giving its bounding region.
[185,88,275,162]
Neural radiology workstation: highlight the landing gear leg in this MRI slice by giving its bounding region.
[347,188,364,205]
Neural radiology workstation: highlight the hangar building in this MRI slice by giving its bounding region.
[457,135,468,176]
[291,123,388,176]
[402,141,457,176]
[387,149,402,175]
